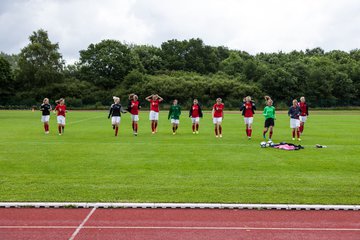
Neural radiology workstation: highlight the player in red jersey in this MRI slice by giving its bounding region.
[298,96,309,135]
[212,98,224,138]
[240,96,256,139]
[145,94,163,134]
[189,99,203,134]
[128,94,141,136]
[54,98,66,135]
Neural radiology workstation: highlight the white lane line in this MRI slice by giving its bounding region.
[68,207,97,240]
[0,226,359,231]
[68,116,105,125]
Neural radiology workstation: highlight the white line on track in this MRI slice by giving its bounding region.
[68,207,97,240]
[0,226,359,232]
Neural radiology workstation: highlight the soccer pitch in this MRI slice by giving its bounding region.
[0,110,359,204]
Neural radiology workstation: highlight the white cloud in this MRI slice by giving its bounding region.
[0,0,359,63]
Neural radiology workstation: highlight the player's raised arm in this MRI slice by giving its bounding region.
[145,95,153,101]
[157,95,164,102]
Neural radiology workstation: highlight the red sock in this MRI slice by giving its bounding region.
[301,125,304,133]
[135,123,138,132]
[215,127,218,135]
[219,126,222,134]
[115,126,118,136]
[58,126,61,134]
[269,131,273,139]
[249,129,252,137]
[292,129,295,138]
[132,122,135,130]
[297,130,300,138]
[196,124,199,131]
[151,122,154,132]
[155,122,158,131]
[192,124,195,131]
[246,128,249,136]
[263,130,267,136]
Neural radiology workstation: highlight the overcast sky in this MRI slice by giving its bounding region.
[1,0,359,64]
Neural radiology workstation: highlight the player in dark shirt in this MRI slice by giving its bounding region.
[108,96,127,136]
[40,98,52,134]
[288,99,302,141]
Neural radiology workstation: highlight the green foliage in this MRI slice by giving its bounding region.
[126,72,261,108]
[16,29,64,89]
[131,45,164,74]
[161,38,223,74]
[0,56,13,103]
[79,39,142,89]
[0,52,19,70]
[1,29,359,108]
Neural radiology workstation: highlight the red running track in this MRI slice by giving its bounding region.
[0,208,359,240]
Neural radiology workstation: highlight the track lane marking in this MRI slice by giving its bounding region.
[68,207,97,240]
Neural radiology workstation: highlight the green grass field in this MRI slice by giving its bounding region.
[0,110,359,204]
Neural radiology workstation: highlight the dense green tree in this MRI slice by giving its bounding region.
[16,29,64,90]
[349,49,360,61]
[79,40,141,89]
[259,67,298,103]
[220,52,245,76]
[2,31,359,108]
[161,38,221,74]
[0,56,13,104]
[161,39,187,71]
[305,47,325,56]
[306,58,336,106]
[0,52,19,70]
[131,45,163,74]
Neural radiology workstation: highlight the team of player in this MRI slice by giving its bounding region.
[40,95,309,140]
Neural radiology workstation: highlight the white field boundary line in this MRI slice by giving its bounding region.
[67,116,105,125]
[69,207,96,240]
[0,226,359,232]
[0,202,359,210]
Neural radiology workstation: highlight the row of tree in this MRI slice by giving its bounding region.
[1,29,359,109]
